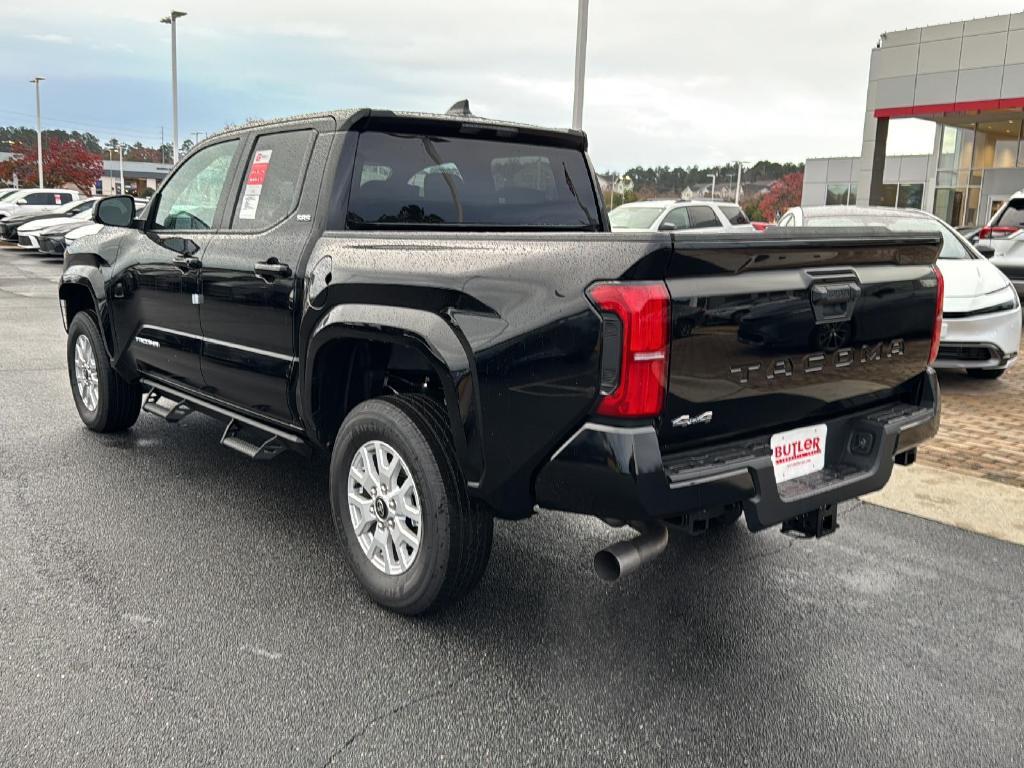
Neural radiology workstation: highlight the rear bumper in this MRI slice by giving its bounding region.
[534,370,940,531]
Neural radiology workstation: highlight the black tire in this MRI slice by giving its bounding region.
[965,367,1006,380]
[329,395,492,615]
[406,394,493,592]
[66,312,142,433]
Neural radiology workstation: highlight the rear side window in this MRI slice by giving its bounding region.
[994,198,1024,229]
[347,131,600,230]
[719,204,749,225]
[686,205,720,229]
[25,192,67,205]
[232,129,314,230]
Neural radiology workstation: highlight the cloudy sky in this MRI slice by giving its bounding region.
[0,1,1019,170]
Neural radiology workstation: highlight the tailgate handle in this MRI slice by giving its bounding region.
[809,282,860,323]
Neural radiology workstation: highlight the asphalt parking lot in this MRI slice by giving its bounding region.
[1,245,1022,767]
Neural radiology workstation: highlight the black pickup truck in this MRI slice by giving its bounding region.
[59,107,943,614]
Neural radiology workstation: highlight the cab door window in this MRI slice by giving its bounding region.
[661,207,690,230]
[230,129,314,230]
[153,140,239,230]
[686,205,721,229]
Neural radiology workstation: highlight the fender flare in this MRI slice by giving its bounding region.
[301,304,484,484]
[58,268,116,359]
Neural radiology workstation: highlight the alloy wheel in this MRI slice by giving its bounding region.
[347,440,422,575]
[73,334,99,413]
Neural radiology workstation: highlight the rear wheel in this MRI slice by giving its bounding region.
[965,367,1006,380]
[329,395,492,615]
[66,312,142,432]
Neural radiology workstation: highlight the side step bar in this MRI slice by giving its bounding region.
[220,419,288,461]
[139,377,310,460]
[143,388,193,423]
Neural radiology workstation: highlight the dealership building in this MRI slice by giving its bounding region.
[803,12,1024,226]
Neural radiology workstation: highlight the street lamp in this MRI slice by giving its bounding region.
[106,143,125,195]
[29,77,44,188]
[161,10,187,164]
[735,161,751,205]
[571,0,588,130]
[706,173,716,200]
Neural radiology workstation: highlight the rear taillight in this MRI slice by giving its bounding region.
[587,281,670,418]
[928,265,944,366]
[977,225,1019,239]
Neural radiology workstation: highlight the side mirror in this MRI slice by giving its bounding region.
[15,199,26,205]
[659,222,678,231]
[93,195,135,227]
[976,244,996,258]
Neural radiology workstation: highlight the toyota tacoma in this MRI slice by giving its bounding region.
[58,106,943,614]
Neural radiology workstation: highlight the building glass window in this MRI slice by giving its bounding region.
[878,184,898,207]
[847,183,857,205]
[825,184,850,205]
[896,183,923,209]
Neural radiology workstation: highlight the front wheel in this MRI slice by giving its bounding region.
[329,395,492,615]
[66,312,142,432]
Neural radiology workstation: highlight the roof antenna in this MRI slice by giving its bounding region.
[446,99,474,117]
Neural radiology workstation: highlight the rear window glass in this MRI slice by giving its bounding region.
[994,198,1024,229]
[719,204,750,225]
[609,206,664,230]
[347,132,600,230]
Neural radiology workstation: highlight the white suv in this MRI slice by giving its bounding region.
[0,188,80,221]
[609,199,755,233]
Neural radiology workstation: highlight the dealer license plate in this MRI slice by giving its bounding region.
[770,424,827,483]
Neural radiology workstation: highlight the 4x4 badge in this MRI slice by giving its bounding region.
[672,411,713,428]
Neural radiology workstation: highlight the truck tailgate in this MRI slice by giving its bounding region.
[659,229,942,454]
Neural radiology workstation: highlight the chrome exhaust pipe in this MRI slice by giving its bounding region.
[594,522,669,582]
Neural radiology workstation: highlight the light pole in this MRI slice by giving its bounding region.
[571,0,588,130]
[161,10,187,164]
[30,77,44,188]
[107,144,125,194]
[735,161,750,205]
[706,173,716,200]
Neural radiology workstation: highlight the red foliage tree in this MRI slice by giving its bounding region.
[757,171,804,223]
[0,139,103,193]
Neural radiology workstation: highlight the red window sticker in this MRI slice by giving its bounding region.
[239,149,273,220]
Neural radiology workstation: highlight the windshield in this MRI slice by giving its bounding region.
[347,132,601,230]
[803,214,972,260]
[0,190,19,202]
[609,206,664,230]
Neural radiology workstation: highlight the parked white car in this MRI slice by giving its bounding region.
[781,205,1021,379]
[0,188,80,221]
[9,198,96,248]
[973,191,1024,300]
[609,199,755,233]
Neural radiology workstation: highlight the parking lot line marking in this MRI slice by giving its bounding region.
[240,644,283,661]
[863,464,1024,546]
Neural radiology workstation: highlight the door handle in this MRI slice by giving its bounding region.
[173,255,202,271]
[254,261,292,280]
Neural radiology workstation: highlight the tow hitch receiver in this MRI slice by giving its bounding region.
[781,504,838,538]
